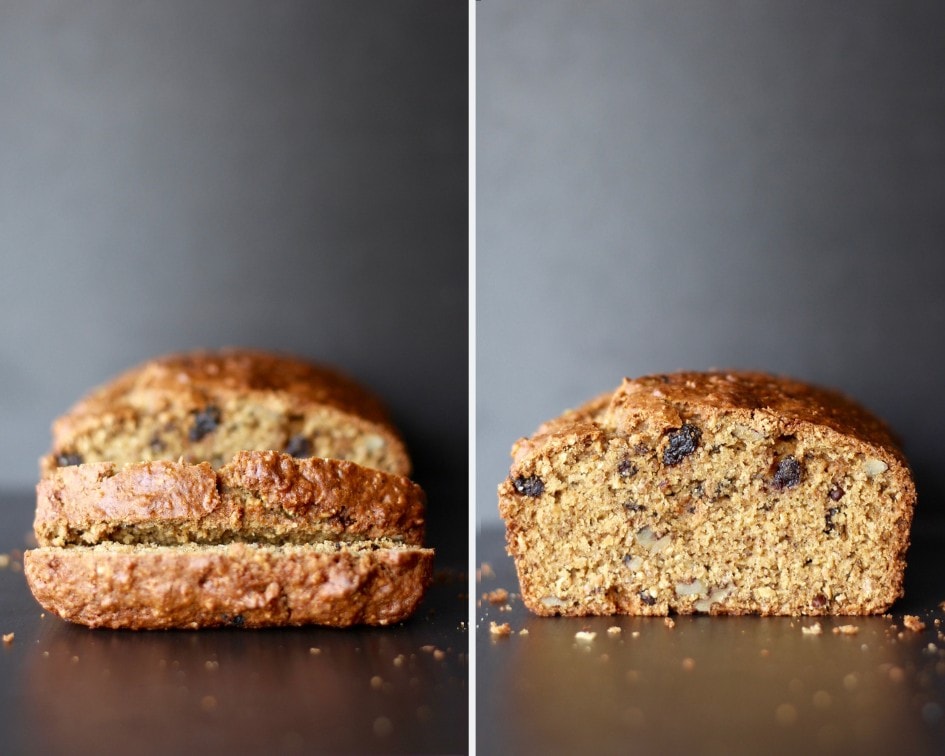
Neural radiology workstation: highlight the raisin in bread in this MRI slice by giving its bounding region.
[43,349,410,476]
[498,371,916,616]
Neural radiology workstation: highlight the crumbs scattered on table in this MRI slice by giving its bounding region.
[833,624,859,636]
[485,588,509,605]
[663,618,675,629]
[575,630,597,642]
[607,626,622,636]
[631,631,640,638]
[0,554,9,569]
[2,633,13,645]
[518,628,529,636]
[489,621,511,638]
[802,622,823,636]
[393,654,405,667]
[309,647,321,655]
[477,563,495,581]
[903,615,926,633]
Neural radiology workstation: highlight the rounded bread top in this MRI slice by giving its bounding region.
[512,371,907,469]
[56,349,394,428]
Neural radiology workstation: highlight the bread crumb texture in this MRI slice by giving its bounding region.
[499,371,915,617]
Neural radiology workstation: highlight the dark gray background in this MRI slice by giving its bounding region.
[0,2,467,550]
[478,1,945,526]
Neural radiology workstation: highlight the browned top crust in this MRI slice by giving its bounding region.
[514,371,906,468]
[47,348,410,474]
[59,349,394,427]
[35,450,426,547]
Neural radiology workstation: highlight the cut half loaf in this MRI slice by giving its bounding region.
[499,371,916,617]
[25,541,433,629]
[43,349,410,476]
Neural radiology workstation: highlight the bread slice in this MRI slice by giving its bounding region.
[499,371,916,616]
[24,541,433,629]
[35,450,426,548]
[43,349,410,477]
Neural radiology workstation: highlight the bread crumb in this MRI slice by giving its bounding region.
[433,649,446,661]
[663,618,675,629]
[370,675,384,690]
[631,631,640,638]
[904,615,926,632]
[574,630,597,642]
[2,633,13,644]
[802,622,823,636]
[420,645,436,653]
[775,703,797,726]
[607,626,622,636]
[309,647,321,655]
[393,654,405,667]
[681,657,695,671]
[518,628,529,636]
[373,716,393,737]
[478,563,495,581]
[833,624,859,636]
[0,554,9,569]
[416,704,433,723]
[489,621,511,638]
[485,588,509,605]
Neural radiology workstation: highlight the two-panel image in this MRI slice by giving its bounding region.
[1,2,943,754]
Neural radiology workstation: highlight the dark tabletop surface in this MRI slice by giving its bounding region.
[0,488,467,756]
[477,516,945,756]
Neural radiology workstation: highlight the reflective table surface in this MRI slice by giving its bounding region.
[0,491,467,755]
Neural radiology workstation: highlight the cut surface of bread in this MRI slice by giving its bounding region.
[499,371,916,617]
[25,541,433,629]
[35,450,426,548]
[43,349,410,476]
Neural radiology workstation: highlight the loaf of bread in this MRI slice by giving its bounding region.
[26,350,432,629]
[43,349,410,477]
[498,371,916,616]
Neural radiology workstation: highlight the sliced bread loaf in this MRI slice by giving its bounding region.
[25,541,433,629]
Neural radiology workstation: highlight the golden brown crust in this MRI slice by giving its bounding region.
[35,451,425,547]
[24,542,434,629]
[500,371,916,617]
[45,349,410,476]
[605,372,905,462]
